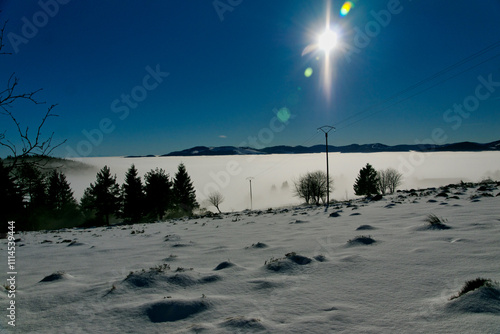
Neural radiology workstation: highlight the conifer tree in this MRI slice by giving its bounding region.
[80,187,96,223]
[15,161,47,209]
[353,163,379,196]
[144,168,171,220]
[122,164,144,223]
[0,159,24,232]
[47,170,77,213]
[172,163,198,215]
[88,165,121,225]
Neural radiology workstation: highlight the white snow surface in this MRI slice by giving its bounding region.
[6,185,500,333]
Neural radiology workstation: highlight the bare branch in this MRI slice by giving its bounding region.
[0,17,65,174]
[1,74,45,113]
[0,19,11,55]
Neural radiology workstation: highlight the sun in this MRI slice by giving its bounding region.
[318,29,338,54]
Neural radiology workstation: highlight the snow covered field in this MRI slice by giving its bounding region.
[7,183,500,333]
[65,152,500,212]
[2,152,500,333]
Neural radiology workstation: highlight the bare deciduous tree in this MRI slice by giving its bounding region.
[0,18,65,173]
[377,168,403,195]
[207,191,224,213]
[294,170,333,205]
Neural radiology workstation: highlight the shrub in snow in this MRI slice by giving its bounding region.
[424,214,451,230]
[451,278,498,300]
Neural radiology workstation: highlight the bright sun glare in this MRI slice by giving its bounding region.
[318,29,337,54]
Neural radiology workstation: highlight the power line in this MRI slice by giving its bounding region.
[337,51,500,131]
[335,40,500,128]
[246,42,500,180]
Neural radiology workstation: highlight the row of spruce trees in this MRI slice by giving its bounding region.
[0,159,198,232]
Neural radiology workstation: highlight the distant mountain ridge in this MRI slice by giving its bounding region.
[158,140,500,157]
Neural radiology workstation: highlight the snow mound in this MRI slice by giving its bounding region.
[67,240,85,247]
[447,287,500,314]
[219,316,266,331]
[313,254,327,262]
[123,269,219,288]
[248,279,285,290]
[123,271,162,288]
[250,242,268,249]
[265,253,313,272]
[145,299,209,323]
[199,274,221,283]
[39,271,72,282]
[347,236,376,246]
[165,273,203,287]
[356,224,376,231]
[287,253,312,265]
[214,261,235,271]
[171,242,193,248]
[290,219,309,224]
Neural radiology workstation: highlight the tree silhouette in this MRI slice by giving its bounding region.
[144,167,171,220]
[15,161,47,208]
[88,166,121,225]
[0,159,24,232]
[122,164,145,223]
[47,169,77,213]
[353,163,379,196]
[294,170,332,205]
[80,187,96,224]
[207,191,224,213]
[172,163,198,215]
[377,168,403,195]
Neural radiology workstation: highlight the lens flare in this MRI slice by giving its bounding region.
[277,107,291,123]
[340,1,354,16]
[304,67,313,77]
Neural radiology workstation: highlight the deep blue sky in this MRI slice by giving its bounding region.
[1,0,500,157]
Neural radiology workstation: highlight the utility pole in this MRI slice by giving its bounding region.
[246,177,254,210]
[317,125,335,207]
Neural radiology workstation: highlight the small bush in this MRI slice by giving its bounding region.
[451,278,497,300]
[424,214,451,230]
